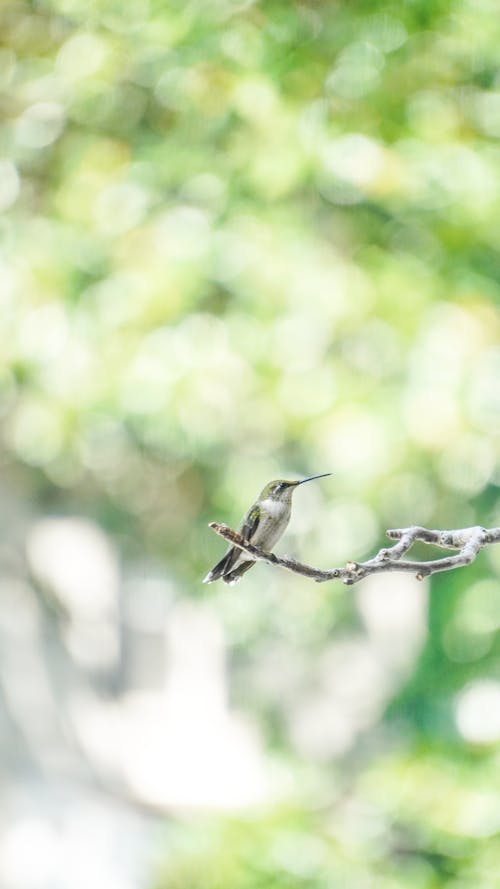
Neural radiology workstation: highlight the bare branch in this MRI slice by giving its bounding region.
[208,522,500,585]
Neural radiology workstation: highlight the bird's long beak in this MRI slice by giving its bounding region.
[295,473,332,486]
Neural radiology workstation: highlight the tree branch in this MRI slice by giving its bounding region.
[208,523,500,585]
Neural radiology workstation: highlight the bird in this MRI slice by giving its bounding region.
[203,473,332,585]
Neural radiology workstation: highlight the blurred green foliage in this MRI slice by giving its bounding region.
[2,0,500,886]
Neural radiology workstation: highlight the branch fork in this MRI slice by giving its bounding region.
[208,523,500,585]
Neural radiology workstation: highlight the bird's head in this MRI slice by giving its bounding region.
[259,473,332,502]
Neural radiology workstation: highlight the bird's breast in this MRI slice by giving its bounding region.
[253,499,291,549]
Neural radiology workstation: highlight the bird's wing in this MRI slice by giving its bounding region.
[203,504,262,584]
[206,504,261,581]
[240,504,260,543]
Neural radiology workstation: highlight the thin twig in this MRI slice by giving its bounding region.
[208,523,500,585]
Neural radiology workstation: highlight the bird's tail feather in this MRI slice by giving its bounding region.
[203,547,239,584]
[222,560,255,585]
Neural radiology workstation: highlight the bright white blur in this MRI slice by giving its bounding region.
[0,512,430,888]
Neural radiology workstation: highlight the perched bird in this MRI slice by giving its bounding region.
[203,473,331,585]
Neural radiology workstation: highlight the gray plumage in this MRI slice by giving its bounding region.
[203,474,331,585]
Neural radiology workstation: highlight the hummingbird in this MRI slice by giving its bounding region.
[203,473,332,585]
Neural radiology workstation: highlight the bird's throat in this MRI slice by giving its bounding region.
[259,498,287,518]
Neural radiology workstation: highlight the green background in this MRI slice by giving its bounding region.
[1,0,500,887]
